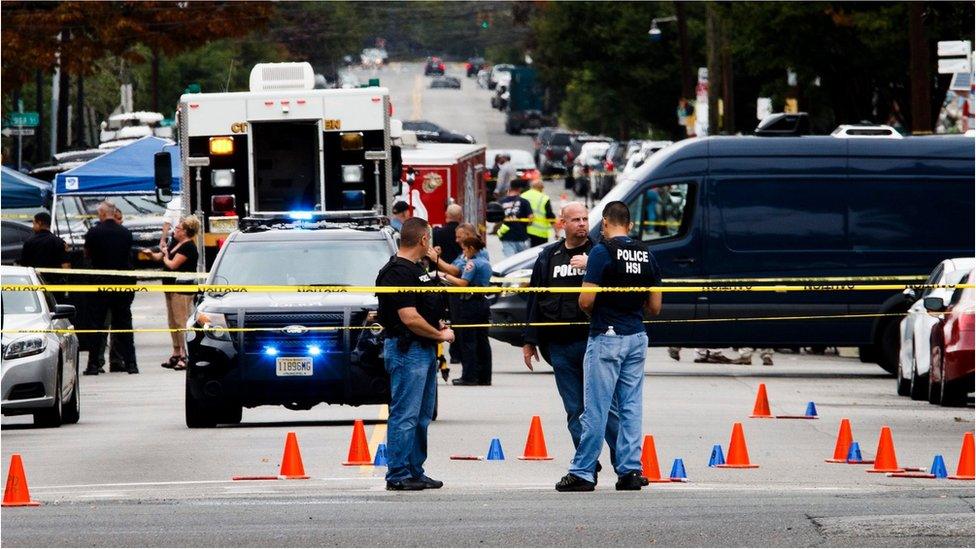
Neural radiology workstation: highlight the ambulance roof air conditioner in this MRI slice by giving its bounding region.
[249,62,316,92]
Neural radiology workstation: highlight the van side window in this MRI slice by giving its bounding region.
[627,183,692,242]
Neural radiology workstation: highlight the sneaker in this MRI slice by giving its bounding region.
[762,355,774,366]
[615,471,644,491]
[667,348,680,361]
[694,354,731,364]
[555,473,595,492]
[386,478,427,491]
[417,475,443,489]
[82,367,100,376]
[731,356,752,365]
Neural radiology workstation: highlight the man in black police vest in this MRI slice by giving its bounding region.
[556,200,662,492]
[523,201,623,479]
[376,217,454,491]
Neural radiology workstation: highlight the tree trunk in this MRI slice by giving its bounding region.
[720,16,735,133]
[35,70,45,164]
[706,3,721,134]
[75,73,85,148]
[151,49,160,113]
[908,3,931,134]
[676,2,693,101]
[56,64,69,153]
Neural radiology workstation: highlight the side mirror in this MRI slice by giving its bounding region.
[922,297,946,312]
[486,201,505,223]
[51,304,75,320]
[154,151,174,203]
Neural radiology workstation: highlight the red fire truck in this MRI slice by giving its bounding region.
[398,140,487,229]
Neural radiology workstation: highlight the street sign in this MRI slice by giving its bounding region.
[9,112,39,127]
[937,40,972,57]
[938,58,972,75]
[1,127,35,137]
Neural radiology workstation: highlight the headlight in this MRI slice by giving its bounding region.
[195,308,230,340]
[3,337,47,360]
[499,268,532,297]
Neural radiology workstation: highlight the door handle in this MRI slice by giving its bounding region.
[673,257,696,265]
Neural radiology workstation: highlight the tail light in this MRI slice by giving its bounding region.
[566,150,575,162]
[545,149,553,159]
[211,194,236,213]
[605,160,614,172]
[465,63,472,71]
[216,238,226,249]
[439,63,445,71]
[958,313,975,332]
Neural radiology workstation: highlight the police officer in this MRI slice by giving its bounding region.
[556,200,662,492]
[83,201,138,376]
[521,178,555,248]
[523,201,623,479]
[20,212,71,272]
[376,217,454,491]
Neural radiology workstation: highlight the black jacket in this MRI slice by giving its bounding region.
[523,237,595,346]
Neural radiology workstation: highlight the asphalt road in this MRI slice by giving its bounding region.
[2,63,974,547]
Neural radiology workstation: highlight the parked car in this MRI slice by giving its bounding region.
[571,141,612,200]
[486,149,540,183]
[424,57,445,76]
[430,76,461,89]
[532,127,560,167]
[595,141,630,199]
[897,257,975,399]
[488,134,975,378]
[29,148,107,183]
[538,130,581,175]
[1,266,80,427]
[488,64,514,89]
[52,193,169,267]
[401,120,475,144]
[466,57,487,77]
[622,141,674,174]
[1,219,34,265]
[360,48,385,69]
[925,268,975,406]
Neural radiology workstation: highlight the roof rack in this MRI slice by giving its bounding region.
[239,212,388,233]
[830,124,903,139]
[755,113,811,136]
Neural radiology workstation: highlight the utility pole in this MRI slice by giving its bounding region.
[720,14,735,133]
[35,70,44,164]
[75,73,86,148]
[908,3,931,134]
[675,2,693,101]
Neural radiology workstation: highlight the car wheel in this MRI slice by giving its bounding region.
[62,356,81,425]
[940,371,966,407]
[876,320,900,375]
[909,360,928,401]
[185,377,217,428]
[220,401,243,425]
[35,359,64,428]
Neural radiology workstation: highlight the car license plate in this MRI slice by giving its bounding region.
[276,357,313,376]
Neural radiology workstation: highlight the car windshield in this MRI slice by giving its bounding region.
[487,150,536,170]
[212,239,392,286]
[81,195,167,217]
[551,134,572,146]
[1,275,41,315]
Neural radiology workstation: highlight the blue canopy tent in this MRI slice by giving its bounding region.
[1,166,52,208]
[54,136,181,196]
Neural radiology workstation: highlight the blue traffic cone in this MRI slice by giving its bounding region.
[930,454,948,479]
[486,438,505,461]
[373,443,388,467]
[846,441,864,463]
[708,444,726,467]
[669,458,688,481]
[805,402,818,417]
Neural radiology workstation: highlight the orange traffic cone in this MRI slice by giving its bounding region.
[2,454,40,507]
[342,419,373,466]
[948,431,975,480]
[866,426,904,473]
[716,422,760,468]
[825,418,854,463]
[640,435,673,483]
[750,384,774,418]
[518,415,554,460]
[279,432,310,479]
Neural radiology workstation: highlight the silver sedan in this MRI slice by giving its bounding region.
[1,265,80,427]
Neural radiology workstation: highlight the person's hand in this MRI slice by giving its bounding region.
[522,344,539,371]
[433,245,442,255]
[426,246,439,263]
[439,327,455,343]
[570,253,588,270]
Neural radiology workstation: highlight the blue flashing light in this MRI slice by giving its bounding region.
[264,346,279,356]
[307,344,322,356]
[289,211,314,221]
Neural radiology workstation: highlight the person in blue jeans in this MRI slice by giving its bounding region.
[442,236,494,385]
[523,202,623,478]
[556,200,663,492]
[376,218,455,491]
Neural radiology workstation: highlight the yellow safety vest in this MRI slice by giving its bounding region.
[521,188,553,239]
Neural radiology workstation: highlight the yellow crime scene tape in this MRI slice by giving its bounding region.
[1,283,971,294]
[0,312,915,335]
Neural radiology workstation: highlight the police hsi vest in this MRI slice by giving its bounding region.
[537,240,592,322]
[594,237,656,313]
[520,188,552,239]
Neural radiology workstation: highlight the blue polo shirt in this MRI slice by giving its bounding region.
[460,255,492,287]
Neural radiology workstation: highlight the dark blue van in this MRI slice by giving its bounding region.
[489,135,975,374]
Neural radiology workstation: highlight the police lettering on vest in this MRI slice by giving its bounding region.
[537,241,592,324]
[596,237,656,312]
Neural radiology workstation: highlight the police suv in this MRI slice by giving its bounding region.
[184,217,395,427]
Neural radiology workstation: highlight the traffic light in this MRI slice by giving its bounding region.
[481,19,489,29]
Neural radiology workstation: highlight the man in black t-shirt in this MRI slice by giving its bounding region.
[495,179,532,257]
[376,217,454,491]
[20,212,71,271]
